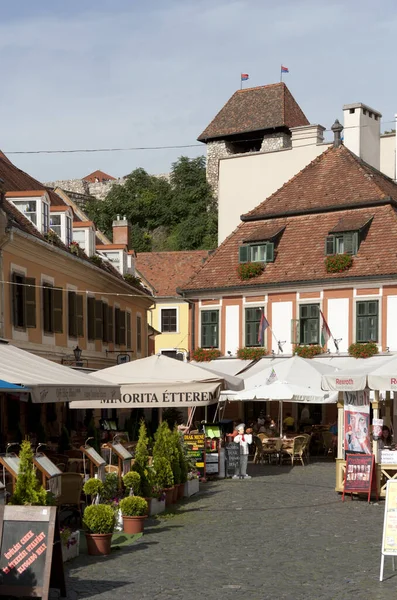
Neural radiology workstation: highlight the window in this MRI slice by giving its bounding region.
[239,243,274,263]
[41,201,49,233]
[43,284,63,334]
[126,312,132,348]
[201,310,219,348]
[356,300,378,343]
[245,307,263,347]
[50,214,62,237]
[137,315,142,354]
[66,215,72,246]
[95,300,103,340]
[11,273,36,329]
[161,308,177,333]
[299,304,319,345]
[68,291,84,338]
[73,230,86,250]
[102,303,109,343]
[326,232,358,256]
[13,200,37,226]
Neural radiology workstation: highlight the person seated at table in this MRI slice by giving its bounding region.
[283,413,295,432]
[379,425,392,449]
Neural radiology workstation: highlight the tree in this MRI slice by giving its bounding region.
[10,440,47,505]
[131,420,152,497]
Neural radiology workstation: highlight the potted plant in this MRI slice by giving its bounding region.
[10,440,48,506]
[83,478,104,504]
[149,485,166,516]
[131,420,152,499]
[123,471,141,495]
[185,471,200,498]
[61,527,80,562]
[119,496,148,534]
[83,504,115,556]
[153,457,174,506]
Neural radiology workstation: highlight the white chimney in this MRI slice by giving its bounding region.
[291,124,325,148]
[343,103,381,170]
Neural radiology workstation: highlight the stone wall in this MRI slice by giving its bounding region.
[261,132,291,152]
[45,178,126,200]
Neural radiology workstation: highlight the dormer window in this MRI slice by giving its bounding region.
[239,224,285,264]
[239,242,274,263]
[97,246,127,275]
[7,191,50,234]
[325,215,373,257]
[72,222,96,257]
[50,207,73,246]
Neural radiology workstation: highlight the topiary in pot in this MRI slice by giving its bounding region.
[123,471,141,496]
[101,472,120,504]
[153,456,174,506]
[131,420,152,497]
[10,440,48,506]
[119,496,148,534]
[83,504,115,556]
[83,478,104,503]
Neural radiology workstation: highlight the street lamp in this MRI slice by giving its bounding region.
[73,345,83,366]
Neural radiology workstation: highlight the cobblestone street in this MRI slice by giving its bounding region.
[65,461,395,600]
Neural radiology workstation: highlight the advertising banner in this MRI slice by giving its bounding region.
[343,390,371,455]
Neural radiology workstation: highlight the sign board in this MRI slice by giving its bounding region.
[225,443,240,477]
[205,453,219,475]
[0,505,65,600]
[109,443,133,461]
[0,456,20,479]
[33,455,61,485]
[380,480,397,580]
[80,446,106,468]
[184,434,206,479]
[117,354,130,365]
[342,453,377,502]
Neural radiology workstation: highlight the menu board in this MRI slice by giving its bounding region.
[0,456,20,478]
[225,443,240,477]
[33,455,61,479]
[342,453,377,502]
[184,434,206,479]
[109,443,133,461]
[0,506,65,600]
[80,446,106,468]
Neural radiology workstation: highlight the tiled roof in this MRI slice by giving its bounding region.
[243,223,286,243]
[330,214,373,233]
[198,83,309,142]
[243,145,397,220]
[136,251,210,296]
[83,170,116,183]
[6,190,47,198]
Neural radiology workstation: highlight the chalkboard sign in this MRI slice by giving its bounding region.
[0,506,65,600]
[342,453,377,502]
[225,443,240,477]
[184,434,206,479]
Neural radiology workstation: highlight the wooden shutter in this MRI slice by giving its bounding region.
[115,308,120,345]
[95,299,103,340]
[53,287,63,333]
[325,235,335,255]
[126,312,131,348]
[68,291,77,338]
[25,278,36,328]
[11,272,19,326]
[102,303,108,343]
[11,272,26,328]
[108,305,114,343]
[343,232,359,255]
[119,310,126,346]
[43,285,53,333]
[137,315,142,353]
[87,297,95,340]
[265,242,274,262]
[76,294,84,337]
[239,245,249,263]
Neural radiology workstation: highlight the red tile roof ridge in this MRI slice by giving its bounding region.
[237,82,285,94]
[136,250,209,256]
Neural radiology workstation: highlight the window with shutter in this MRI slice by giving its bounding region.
[201,310,219,348]
[95,299,103,340]
[245,307,263,347]
[239,242,275,263]
[115,308,121,345]
[126,312,132,348]
[76,294,84,337]
[356,300,378,342]
[325,236,335,255]
[136,315,142,354]
[11,272,26,329]
[108,305,114,343]
[119,310,126,346]
[326,232,359,256]
[299,304,319,345]
[102,303,108,343]
[87,297,96,340]
[43,284,53,334]
[68,291,77,338]
[53,288,63,333]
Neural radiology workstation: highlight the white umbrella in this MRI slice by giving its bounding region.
[321,354,395,391]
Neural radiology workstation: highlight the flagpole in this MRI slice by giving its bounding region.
[240,75,242,90]
[280,65,282,83]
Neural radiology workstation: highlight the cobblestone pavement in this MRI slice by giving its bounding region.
[64,461,396,600]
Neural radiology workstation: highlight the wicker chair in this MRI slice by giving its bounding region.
[253,437,264,464]
[105,464,119,475]
[321,431,335,456]
[50,472,84,527]
[282,436,307,466]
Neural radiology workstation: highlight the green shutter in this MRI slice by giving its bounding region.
[42,285,51,333]
[266,242,274,262]
[76,294,84,337]
[344,232,359,255]
[325,235,335,255]
[239,245,249,263]
[25,278,36,328]
[108,305,114,343]
[11,272,19,327]
[53,287,63,333]
[87,297,96,340]
[95,299,103,340]
[68,291,77,338]
[352,231,358,255]
[137,315,142,353]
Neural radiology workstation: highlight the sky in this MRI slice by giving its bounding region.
[0,0,396,182]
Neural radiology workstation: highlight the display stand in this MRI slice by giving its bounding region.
[0,455,20,493]
[32,454,62,488]
[108,443,133,482]
[380,479,397,581]
[225,443,240,478]
[183,434,206,479]
[80,446,106,481]
[342,453,378,503]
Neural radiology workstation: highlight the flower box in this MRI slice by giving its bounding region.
[149,498,166,516]
[61,531,80,562]
[184,479,199,498]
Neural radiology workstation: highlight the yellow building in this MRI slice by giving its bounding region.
[136,251,209,359]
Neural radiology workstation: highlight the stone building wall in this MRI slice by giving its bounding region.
[261,132,291,152]
[45,178,126,200]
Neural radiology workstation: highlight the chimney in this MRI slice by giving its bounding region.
[343,103,381,169]
[331,119,343,148]
[291,124,325,148]
[112,216,130,247]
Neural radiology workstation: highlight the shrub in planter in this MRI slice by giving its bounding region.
[191,348,222,362]
[153,456,174,506]
[131,420,152,497]
[83,478,104,503]
[101,472,121,504]
[237,262,264,280]
[83,504,115,556]
[236,347,268,360]
[10,440,48,506]
[294,345,323,359]
[348,342,379,359]
[119,496,148,534]
[325,254,353,273]
[123,471,141,496]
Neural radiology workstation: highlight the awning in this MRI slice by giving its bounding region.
[0,380,28,393]
[0,344,120,403]
[70,354,223,409]
[321,354,395,391]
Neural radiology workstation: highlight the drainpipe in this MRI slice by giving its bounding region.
[176,288,195,354]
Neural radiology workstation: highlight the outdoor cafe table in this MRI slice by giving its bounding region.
[261,437,296,463]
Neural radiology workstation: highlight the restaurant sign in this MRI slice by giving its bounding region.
[184,434,206,479]
[342,453,377,503]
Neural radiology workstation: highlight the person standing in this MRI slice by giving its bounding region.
[233,423,252,479]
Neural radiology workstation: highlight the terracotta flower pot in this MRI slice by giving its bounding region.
[85,533,112,556]
[164,486,175,507]
[172,485,179,503]
[122,515,147,534]
[177,483,184,500]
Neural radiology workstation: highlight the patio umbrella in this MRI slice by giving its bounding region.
[0,380,28,392]
[321,354,395,391]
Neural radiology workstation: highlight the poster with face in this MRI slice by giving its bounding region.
[344,391,371,455]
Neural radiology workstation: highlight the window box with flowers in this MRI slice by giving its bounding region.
[44,229,63,248]
[61,528,80,562]
[294,345,323,359]
[184,471,200,497]
[237,347,268,360]
[191,348,222,362]
[69,241,85,258]
[325,254,353,274]
[237,262,264,280]
[348,342,379,359]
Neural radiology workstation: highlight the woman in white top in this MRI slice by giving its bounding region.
[233,424,252,479]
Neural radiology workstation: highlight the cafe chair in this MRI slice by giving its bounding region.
[281,435,307,466]
[321,431,335,456]
[252,437,264,464]
[49,472,84,528]
[104,465,119,475]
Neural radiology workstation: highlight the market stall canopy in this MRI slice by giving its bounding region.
[189,362,243,390]
[0,344,120,403]
[70,354,224,409]
[230,379,337,403]
[321,354,395,391]
[242,355,338,389]
[191,358,252,377]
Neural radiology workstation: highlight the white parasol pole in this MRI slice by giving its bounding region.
[279,400,283,437]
